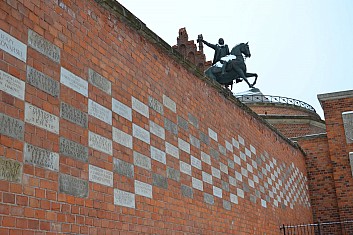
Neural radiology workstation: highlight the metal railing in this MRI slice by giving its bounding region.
[237,95,316,113]
[280,220,353,234]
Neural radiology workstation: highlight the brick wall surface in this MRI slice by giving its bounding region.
[271,123,325,138]
[248,104,319,118]
[0,0,312,234]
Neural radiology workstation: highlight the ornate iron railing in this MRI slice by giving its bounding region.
[237,95,316,113]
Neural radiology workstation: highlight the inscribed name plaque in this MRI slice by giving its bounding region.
[88,131,113,155]
[342,111,353,143]
[148,96,164,115]
[88,68,111,95]
[0,113,24,140]
[28,29,60,63]
[0,29,27,62]
[112,127,132,149]
[112,98,132,121]
[192,177,203,191]
[180,161,191,176]
[60,102,88,128]
[0,69,25,100]
[133,151,151,170]
[191,156,202,170]
[59,174,88,198]
[150,146,166,164]
[60,67,88,97]
[163,95,176,113]
[213,186,223,198]
[88,99,112,125]
[132,124,150,144]
[89,165,113,187]
[59,137,88,162]
[165,142,179,159]
[149,120,165,140]
[178,138,190,154]
[25,103,59,134]
[349,152,353,177]
[0,156,22,182]
[24,143,59,171]
[135,180,152,198]
[132,97,149,118]
[208,128,218,141]
[27,66,60,97]
[114,158,134,178]
[114,189,135,208]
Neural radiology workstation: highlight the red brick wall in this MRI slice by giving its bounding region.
[248,104,319,118]
[0,0,312,234]
[271,123,325,138]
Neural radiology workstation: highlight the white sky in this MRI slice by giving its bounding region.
[118,0,353,118]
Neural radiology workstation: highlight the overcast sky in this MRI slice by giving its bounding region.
[118,0,353,118]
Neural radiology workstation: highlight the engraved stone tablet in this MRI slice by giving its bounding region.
[223,200,231,210]
[88,68,111,95]
[0,113,24,140]
[148,96,163,115]
[0,69,25,100]
[132,97,149,118]
[229,176,236,186]
[228,159,235,169]
[149,121,165,140]
[199,131,210,145]
[230,193,238,204]
[167,167,180,182]
[59,174,88,198]
[225,140,233,152]
[180,161,191,176]
[178,138,190,154]
[114,158,134,178]
[0,29,27,62]
[24,143,59,171]
[201,152,211,165]
[88,131,112,155]
[25,103,60,134]
[188,113,199,129]
[0,156,22,182]
[153,173,168,189]
[60,102,88,128]
[192,177,203,191]
[222,181,230,192]
[210,148,220,160]
[59,137,88,162]
[349,152,353,177]
[208,128,218,141]
[189,135,200,149]
[238,135,245,145]
[60,67,88,97]
[114,189,135,208]
[232,138,240,149]
[165,142,179,159]
[191,156,202,170]
[112,127,132,149]
[132,124,150,144]
[151,146,166,164]
[211,167,221,179]
[28,29,60,62]
[133,151,151,170]
[163,95,176,113]
[219,144,226,156]
[213,186,222,198]
[164,118,178,135]
[177,116,188,131]
[89,165,113,187]
[88,99,112,125]
[181,185,193,198]
[220,162,228,174]
[202,171,213,185]
[204,193,214,205]
[342,111,353,143]
[112,98,132,121]
[135,180,152,198]
[27,66,59,97]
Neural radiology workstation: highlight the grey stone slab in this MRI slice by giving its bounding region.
[177,116,189,131]
[213,186,222,198]
[199,131,210,145]
[132,97,149,118]
[28,29,60,62]
[219,144,226,156]
[112,98,132,121]
[204,193,214,205]
[27,66,59,97]
[0,156,22,183]
[232,138,239,149]
[192,177,203,191]
[24,143,59,171]
[181,185,193,198]
[132,124,150,144]
[165,142,179,159]
[238,135,245,146]
[230,193,238,204]
[60,102,88,128]
[89,164,113,187]
[202,171,213,185]
[0,29,27,62]
[0,113,24,140]
[225,140,233,153]
[149,120,165,140]
[208,128,218,141]
[88,99,112,125]
[150,146,166,164]
[167,167,180,182]
[201,151,211,165]
[164,118,178,135]
[114,158,134,178]
[342,111,353,143]
[180,161,191,176]
[209,148,220,160]
[189,134,200,149]
[0,69,25,100]
[133,151,151,170]
[234,155,241,165]
[134,180,152,198]
[211,166,221,179]
[60,67,88,97]
[242,182,250,193]
[229,176,236,187]
[88,68,111,95]
[220,162,228,174]
[191,155,202,170]
[153,173,168,189]
[227,159,235,169]
[59,173,88,198]
[222,181,230,192]
[250,195,257,203]
[163,95,176,113]
[178,138,190,154]
[148,96,164,115]
[59,137,88,162]
[223,200,231,210]
[188,113,199,129]
[237,188,244,198]
[112,127,132,149]
[88,131,113,155]
[114,189,135,208]
[250,145,257,154]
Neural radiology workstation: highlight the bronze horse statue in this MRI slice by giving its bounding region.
[205,42,258,89]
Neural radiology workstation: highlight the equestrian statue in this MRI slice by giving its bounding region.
[197,35,258,89]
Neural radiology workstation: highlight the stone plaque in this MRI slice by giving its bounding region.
[153,173,168,189]
[237,188,245,198]
[112,98,132,121]
[238,135,245,145]
[178,138,190,154]
[148,96,164,115]
[25,103,59,134]
[235,171,242,182]
[191,156,202,170]
[211,167,221,179]
[163,95,176,113]
[149,120,165,140]
[228,159,235,169]
[189,135,200,149]
[132,97,149,118]
[230,193,238,204]
[28,29,60,62]
[60,67,88,97]
[151,146,166,164]
[208,128,218,141]
[89,164,113,187]
[222,181,230,192]
[114,158,134,178]
[164,118,178,135]
[60,102,88,128]
[88,68,111,95]
[209,148,220,160]
[250,145,257,154]
[114,189,135,208]
[199,131,210,145]
[165,142,179,159]
[0,113,24,140]
[0,69,25,100]
[225,140,233,152]
[204,193,214,205]
[180,161,191,176]
[135,180,152,198]
[192,177,203,191]
[59,137,88,162]
[213,186,222,198]
[219,144,226,156]
[88,99,112,125]
[342,111,353,143]
[24,143,59,171]
[188,113,199,129]
[220,162,228,174]
[59,173,88,198]
[133,151,151,170]
[88,131,113,155]
[27,66,59,97]
[202,172,213,185]
[177,116,188,131]
[112,127,132,149]
[167,167,180,182]
[181,185,193,198]
[229,176,236,186]
[232,138,240,149]
[223,200,231,210]
[0,29,27,62]
[349,152,353,177]
[234,155,241,165]
[0,156,22,182]
[201,152,211,165]
[132,124,150,144]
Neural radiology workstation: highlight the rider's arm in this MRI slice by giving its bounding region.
[201,40,217,50]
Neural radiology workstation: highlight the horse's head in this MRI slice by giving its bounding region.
[231,42,251,58]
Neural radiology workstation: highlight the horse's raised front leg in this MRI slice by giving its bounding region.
[245,73,258,87]
[234,68,253,88]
